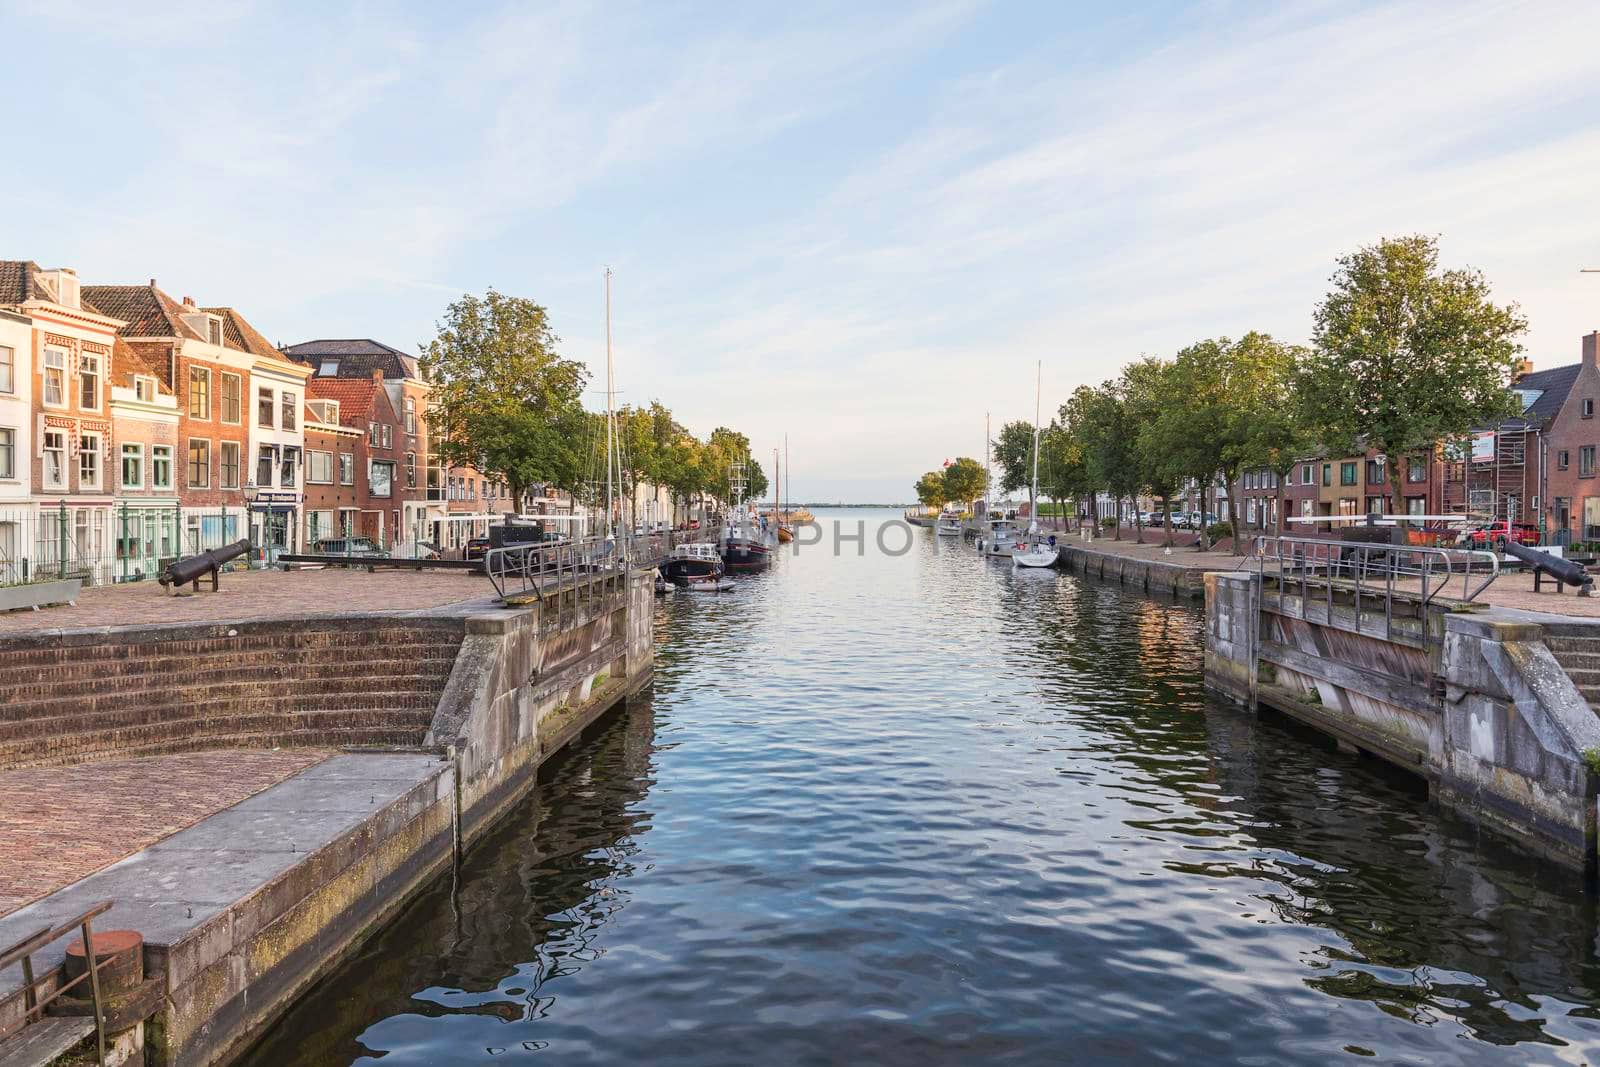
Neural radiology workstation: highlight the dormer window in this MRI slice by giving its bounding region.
[45,270,79,309]
[135,376,156,402]
[319,360,339,376]
[208,317,222,345]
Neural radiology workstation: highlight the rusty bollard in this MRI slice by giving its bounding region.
[62,929,156,1066]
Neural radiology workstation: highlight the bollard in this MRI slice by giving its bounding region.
[61,929,159,1066]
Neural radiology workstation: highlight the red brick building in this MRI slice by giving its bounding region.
[300,400,361,546]
[1534,333,1600,544]
[303,373,405,547]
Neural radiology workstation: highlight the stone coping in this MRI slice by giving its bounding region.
[0,752,447,1003]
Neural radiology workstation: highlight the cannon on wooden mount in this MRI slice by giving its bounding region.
[159,539,251,593]
[1502,540,1595,596]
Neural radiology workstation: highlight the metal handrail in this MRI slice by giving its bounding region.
[0,900,126,1065]
[1249,534,1499,646]
[483,529,718,622]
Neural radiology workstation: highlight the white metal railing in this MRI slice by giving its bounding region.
[484,529,716,620]
[1249,534,1500,645]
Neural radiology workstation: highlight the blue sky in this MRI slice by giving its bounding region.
[5,1,1599,502]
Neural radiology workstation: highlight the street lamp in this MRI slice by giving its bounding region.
[242,483,260,506]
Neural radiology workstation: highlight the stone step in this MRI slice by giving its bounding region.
[0,707,439,763]
[6,724,436,769]
[1549,649,1600,671]
[1542,635,1600,655]
[0,626,464,667]
[0,659,456,702]
[0,685,446,729]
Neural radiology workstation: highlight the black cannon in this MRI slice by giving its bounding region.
[1502,540,1594,596]
[159,539,251,593]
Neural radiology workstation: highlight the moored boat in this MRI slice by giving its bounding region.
[976,515,1021,557]
[1011,361,1060,570]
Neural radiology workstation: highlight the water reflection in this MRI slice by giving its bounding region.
[246,511,1600,1065]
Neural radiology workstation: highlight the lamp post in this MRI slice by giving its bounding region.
[242,483,260,565]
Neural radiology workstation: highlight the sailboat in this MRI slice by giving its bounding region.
[774,445,794,543]
[1013,361,1059,569]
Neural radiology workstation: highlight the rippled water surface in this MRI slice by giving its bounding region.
[247,510,1600,1065]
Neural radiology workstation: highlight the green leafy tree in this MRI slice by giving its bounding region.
[1040,419,1090,529]
[421,289,590,510]
[993,421,1034,502]
[1123,357,1181,545]
[1077,383,1140,541]
[914,471,948,509]
[943,457,986,506]
[1300,234,1527,528]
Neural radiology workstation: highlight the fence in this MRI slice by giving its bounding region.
[0,504,248,588]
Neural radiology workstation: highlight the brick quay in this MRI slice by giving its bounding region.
[0,563,657,1065]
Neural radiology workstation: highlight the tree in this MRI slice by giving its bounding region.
[747,459,770,503]
[1076,384,1139,540]
[1040,419,1090,529]
[421,290,590,510]
[914,471,947,509]
[1123,357,1181,545]
[1300,234,1527,528]
[992,421,1034,501]
[943,457,986,506]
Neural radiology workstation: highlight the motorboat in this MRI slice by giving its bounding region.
[976,515,1020,556]
[935,509,964,536]
[661,542,736,591]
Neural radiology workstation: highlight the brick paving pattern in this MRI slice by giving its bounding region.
[0,749,331,916]
[0,568,494,634]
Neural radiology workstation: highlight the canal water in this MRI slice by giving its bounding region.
[245,510,1600,1065]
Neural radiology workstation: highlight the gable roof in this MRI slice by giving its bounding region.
[281,338,421,380]
[80,284,204,341]
[1511,363,1579,427]
[202,306,280,360]
[304,377,399,426]
[111,337,174,394]
[0,261,111,317]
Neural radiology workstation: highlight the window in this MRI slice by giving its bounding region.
[1340,462,1357,486]
[404,397,417,434]
[280,445,298,488]
[44,347,66,406]
[1246,498,1257,524]
[0,427,12,479]
[307,450,334,483]
[281,391,296,431]
[1559,450,1571,471]
[135,376,155,402]
[469,478,476,501]
[368,422,380,446]
[370,459,393,498]
[79,351,100,410]
[79,433,100,490]
[1585,398,1595,419]
[1407,456,1427,483]
[318,360,339,376]
[405,452,416,489]
[258,386,274,428]
[152,445,172,490]
[188,439,210,488]
[1407,496,1426,516]
[219,441,240,489]
[1365,458,1384,485]
[207,317,222,345]
[257,445,275,487]
[381,424,392,449]
[1300,463,1313,485]
[220,373,242,424]
[339,452,354,485]
[1582,446,1596,478]
[1322,463,1332,487]
[189,366,211,419]
[0,345,12,393]
[44,431,66,489]
[121,443,143,489]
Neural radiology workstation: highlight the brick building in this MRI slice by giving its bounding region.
[1,262,123,583]
[301,399,362,546]
[1534,333,1600,544]
[303,373,406,547]
[108,338,180,580]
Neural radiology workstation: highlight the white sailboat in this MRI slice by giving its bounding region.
[1013,361,1059,569]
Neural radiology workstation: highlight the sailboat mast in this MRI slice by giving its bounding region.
[985,412,991,506]
[1030,362,1041,532]
[604,267,617,551]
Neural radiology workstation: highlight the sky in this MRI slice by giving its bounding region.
[4,0,1599,502]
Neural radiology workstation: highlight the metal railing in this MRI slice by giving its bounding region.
[483,529,715,626]
[0,900,129,1065]
[1249,534,1499,645]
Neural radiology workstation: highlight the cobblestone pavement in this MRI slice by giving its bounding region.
[0,749,332,916]
[0,567,496,634]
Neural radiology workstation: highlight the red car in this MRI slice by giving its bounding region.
[1463,522,1539,549]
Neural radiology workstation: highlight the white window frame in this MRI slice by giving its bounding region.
[307,450,334,484]
[189,365,212,420]
[219,440,240,489]
[43,347,67,408]
[0,426,14,479]
[43,430,67,489]
[0,345,13,394]
[370,459,393,498]
[220,372,242,425]
[152,445,172,490]
[121,442,144,489]
[258,386,275,429]
[280,391,296,431]
[79,350,101,412]
[134,375,156,402]
[338,452,354,485]
[79,431,102,491]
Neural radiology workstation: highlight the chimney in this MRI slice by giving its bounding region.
[149,278,157,288]
[1512,358,1534,381]
[182,296,195,308]
[1585,332,1599,370]
[372,369,384,382]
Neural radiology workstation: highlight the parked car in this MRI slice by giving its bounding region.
[1463,522,1539,550]
[313,537,386,557]
[464,537,491,563]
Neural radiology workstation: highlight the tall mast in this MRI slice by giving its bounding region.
[985,412,991,506]
[1030,362,1041,533]
[604,267,617,550]
[784,434,789,518]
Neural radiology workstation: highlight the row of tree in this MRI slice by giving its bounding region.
[420,289,767,520]
[913,458,986,510]
[977,234,1528,549]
